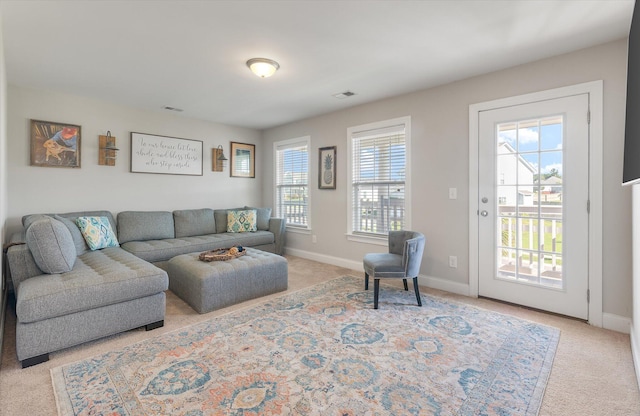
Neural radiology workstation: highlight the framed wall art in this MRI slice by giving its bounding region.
[230,141,255,178]
[318,146,336,189]
[130,132,203,176]
[30,119,81,168]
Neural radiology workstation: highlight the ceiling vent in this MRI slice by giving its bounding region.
[332,91,356,99]
[163,106,184,112]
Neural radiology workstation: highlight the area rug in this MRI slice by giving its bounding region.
[51,276,559,415]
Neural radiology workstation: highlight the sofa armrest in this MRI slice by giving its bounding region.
[6,231,44,293]
[268,218,286,255]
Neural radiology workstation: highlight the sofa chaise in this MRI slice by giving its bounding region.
[6,207,285,367]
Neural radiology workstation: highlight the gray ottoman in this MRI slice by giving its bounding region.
[167,248,288,313]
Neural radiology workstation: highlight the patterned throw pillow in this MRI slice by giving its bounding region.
[227,209,257,233]
[75,216,120,250]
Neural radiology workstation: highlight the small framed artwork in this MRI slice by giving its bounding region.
[230,141,255,178]
[30,119,81,168]
[319,146,336,189]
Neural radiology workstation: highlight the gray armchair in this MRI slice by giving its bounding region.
[363,230,425,309]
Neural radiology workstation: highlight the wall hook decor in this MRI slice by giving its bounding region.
[212,145,227,172]
[98,131,119,166]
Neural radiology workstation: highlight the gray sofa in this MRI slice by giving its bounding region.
[117,207,285,269]
[6,207,285,367]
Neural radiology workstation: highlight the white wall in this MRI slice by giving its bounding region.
[262,39,632,319]
[6,86,262,236]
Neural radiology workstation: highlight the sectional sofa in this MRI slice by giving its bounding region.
[6,207,285,367]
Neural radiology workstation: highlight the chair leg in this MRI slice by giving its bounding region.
[413,277,422,307]
[365,273,369,290]
[374,279,380,309]
[403,279,408,291]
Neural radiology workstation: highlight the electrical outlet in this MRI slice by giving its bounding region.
[312,235,317,243]
[449,255,458,268]
[449,187,457,199]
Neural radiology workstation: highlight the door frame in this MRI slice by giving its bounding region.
[468,81,603,327]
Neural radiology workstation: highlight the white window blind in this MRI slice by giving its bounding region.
[275,137,310,228]
[351,122,407,236]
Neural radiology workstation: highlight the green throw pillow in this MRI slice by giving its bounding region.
[75,216,120,250]
[227,209,257,233]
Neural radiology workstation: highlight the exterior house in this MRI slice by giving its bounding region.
[540,176,563,203]
[497,141,536,207]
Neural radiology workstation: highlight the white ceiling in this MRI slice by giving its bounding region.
[0,1,634,130]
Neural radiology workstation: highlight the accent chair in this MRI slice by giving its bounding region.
[363,230,425,309]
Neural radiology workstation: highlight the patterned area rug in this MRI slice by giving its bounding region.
[51,276,559,415]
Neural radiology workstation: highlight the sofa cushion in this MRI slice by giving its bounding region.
[25,216,76,274]
[76,216,120,250]
[55,210,117,235]
[227,209,257,233]
[54,214,89,255]
[117,211,174,244]
[120,231,275,263]
[22,214,51,230]
[174,208,216,237]
[15,247,168,323]
[244,206,272,231]
[23,211,117,235]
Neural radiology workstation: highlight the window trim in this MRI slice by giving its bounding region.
[347,116,411,244]
[273,136,311,230]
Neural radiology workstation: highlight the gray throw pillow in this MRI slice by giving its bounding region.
[244,206,272,231]
[26,216,76,274]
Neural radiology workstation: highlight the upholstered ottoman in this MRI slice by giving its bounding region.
[167,248,288,313]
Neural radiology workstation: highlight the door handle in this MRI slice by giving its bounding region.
[480,210,488,217]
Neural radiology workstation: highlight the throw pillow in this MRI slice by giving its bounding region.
[227,209,257,233]
[244,206,272,231]
[75,216,120,250]
[26,216,76,274]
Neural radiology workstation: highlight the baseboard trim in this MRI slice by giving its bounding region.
[284,247,471,297]
[419,275,470,296]
[284,248,362,272]
[602,313,631,334]
[630,324,640,390]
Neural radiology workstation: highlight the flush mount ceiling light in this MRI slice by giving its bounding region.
[246,58,280,78]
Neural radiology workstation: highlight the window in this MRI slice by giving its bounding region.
[348,117,411,240]
[274,136,310,229]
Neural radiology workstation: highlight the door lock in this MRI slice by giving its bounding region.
[480,210,488,217]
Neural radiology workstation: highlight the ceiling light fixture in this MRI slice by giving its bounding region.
[246,58,280,78]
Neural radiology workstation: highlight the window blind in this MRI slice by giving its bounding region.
[351,124,406,235]
[275,139,309,227]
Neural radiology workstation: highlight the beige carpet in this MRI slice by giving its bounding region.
[1,255,639,415]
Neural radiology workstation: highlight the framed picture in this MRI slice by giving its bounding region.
[318,146,336,189]
[230,141,255,178]
[30,119,81,168]
[130,132,203,176]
